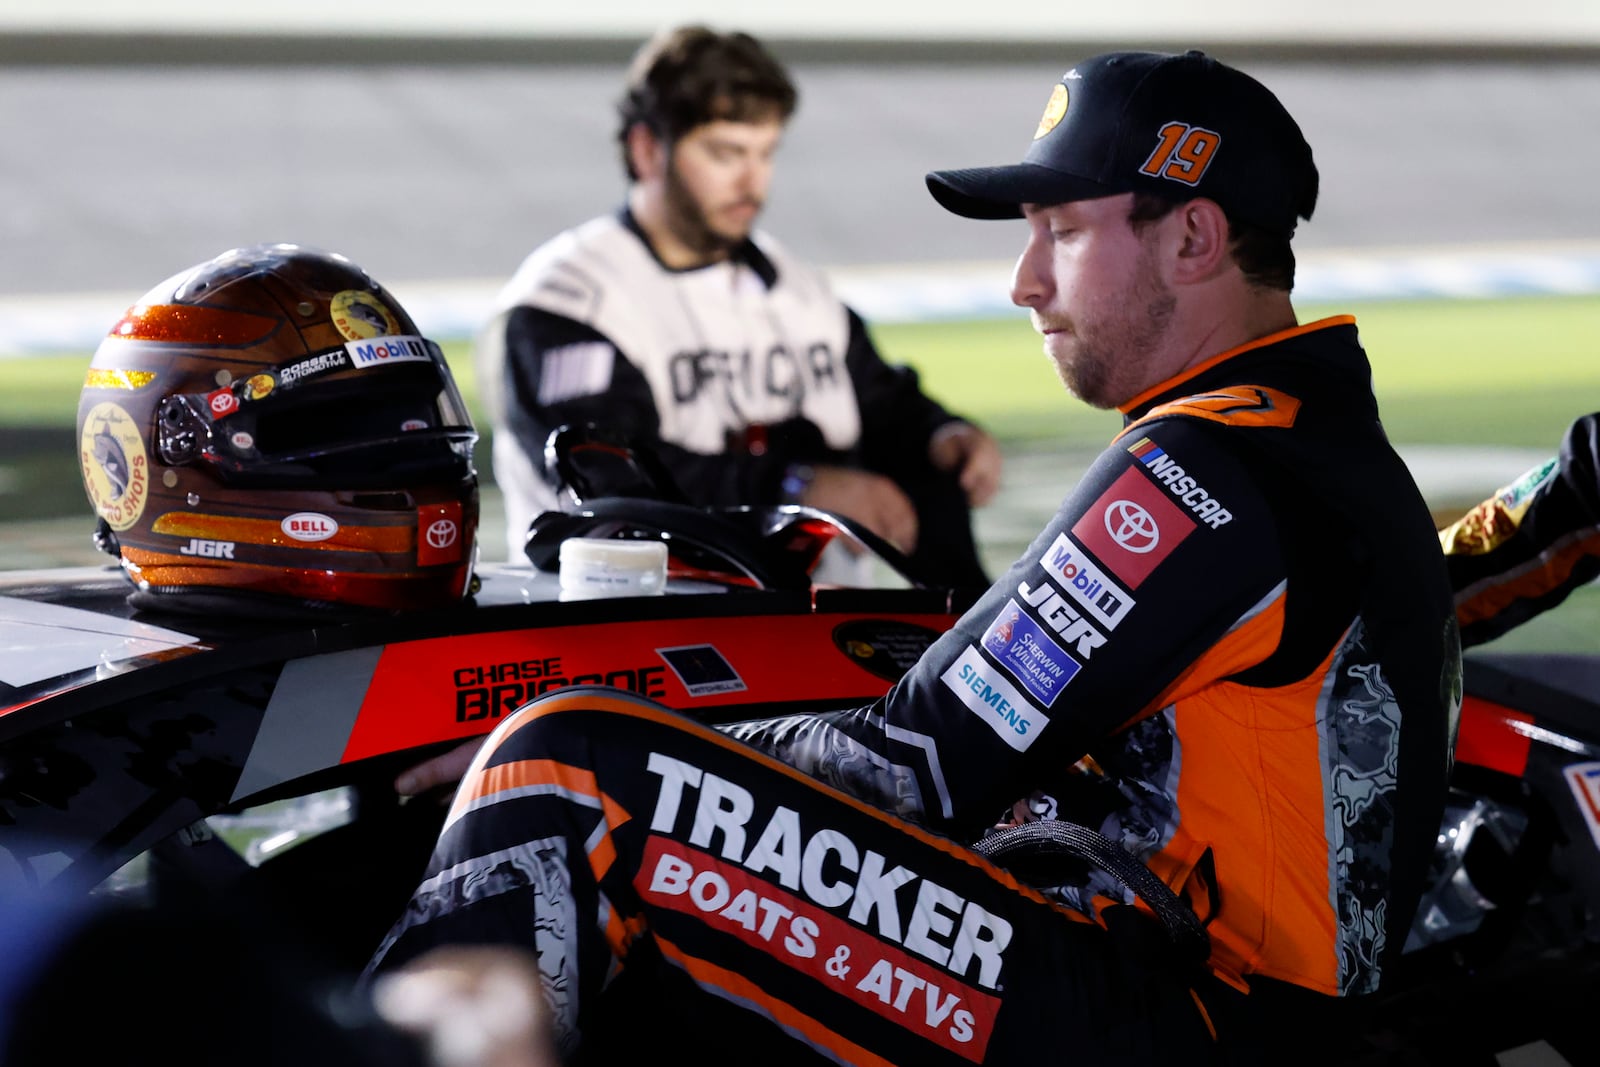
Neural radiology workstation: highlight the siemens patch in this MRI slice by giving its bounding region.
[1126,437,1232,528]
[981,600,1080,708]
[940,645,1047,751]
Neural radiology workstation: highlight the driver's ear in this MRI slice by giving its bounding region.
[1169,198,1231,284]
[626,123,667,183]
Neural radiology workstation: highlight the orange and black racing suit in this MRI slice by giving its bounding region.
[1443,411,1600,648]
[365,317,1459,1065]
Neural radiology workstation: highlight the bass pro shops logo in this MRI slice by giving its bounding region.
[642,753,1007,1061]
[80,402,150,532]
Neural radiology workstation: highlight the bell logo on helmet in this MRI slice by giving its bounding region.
[282,512,339,542]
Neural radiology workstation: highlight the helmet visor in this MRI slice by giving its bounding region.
[157,336,476,486]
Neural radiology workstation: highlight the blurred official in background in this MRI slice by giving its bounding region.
[474,24,1000,587]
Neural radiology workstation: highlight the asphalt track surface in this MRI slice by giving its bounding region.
[4,53,1600,298]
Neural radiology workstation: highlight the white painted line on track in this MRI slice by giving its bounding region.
[6,242,1600,358]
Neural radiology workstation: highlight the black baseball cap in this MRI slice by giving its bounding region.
[927,50,1318,235]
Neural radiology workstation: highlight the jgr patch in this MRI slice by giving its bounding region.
[981,599,1079,708]
[940,645,1045,750]
[1039,533,1134,630]
[1125,437,1232,528]
[330,289,401,340]
[179,538,235,558]
[1071,468,1195,589]
[79,401,150,532]
[1016,580,1107,659]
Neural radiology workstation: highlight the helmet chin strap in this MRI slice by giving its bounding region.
[92,518,121,558]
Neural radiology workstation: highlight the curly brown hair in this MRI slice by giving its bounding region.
[616,25,799,181]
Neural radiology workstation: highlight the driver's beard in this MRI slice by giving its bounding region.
[662,160,747,264]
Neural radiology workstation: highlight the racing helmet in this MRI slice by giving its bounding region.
[76,243,479,615]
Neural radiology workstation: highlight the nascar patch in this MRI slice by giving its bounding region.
[940,645,1046,751]
[981,599,1080,708]
[1125,437,1232,528]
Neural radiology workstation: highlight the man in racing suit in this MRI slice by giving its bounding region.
[369,51,1458,1065]
[475,25,1000,588]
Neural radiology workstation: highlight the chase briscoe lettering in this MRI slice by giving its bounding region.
[476,210,967,536]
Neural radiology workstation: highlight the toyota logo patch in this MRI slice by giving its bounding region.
[1104,499,1159,553]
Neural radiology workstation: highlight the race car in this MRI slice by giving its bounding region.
[2,484,1598,1060]
[0,492,977,970]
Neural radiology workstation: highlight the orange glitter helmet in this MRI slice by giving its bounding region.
[77,244,479,616]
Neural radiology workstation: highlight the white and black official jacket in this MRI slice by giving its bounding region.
[475,209,966,551]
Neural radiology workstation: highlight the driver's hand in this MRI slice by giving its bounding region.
[801,466,919,555]
[928,422,1002,508]
[396,737,485,798]
[371,944,560,1067]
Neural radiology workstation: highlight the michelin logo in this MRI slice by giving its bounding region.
[1040,533,1134,630]
[940,645,1048,752]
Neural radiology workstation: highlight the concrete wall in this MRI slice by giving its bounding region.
[5,0,1600,48]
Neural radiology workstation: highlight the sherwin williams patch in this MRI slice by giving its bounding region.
[981,598,1079,708]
